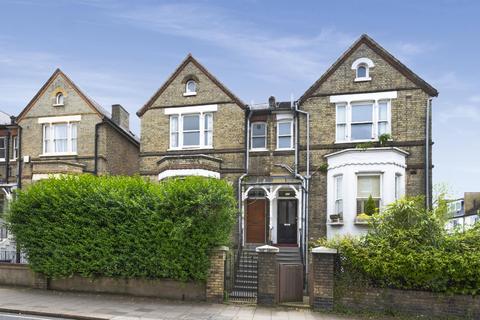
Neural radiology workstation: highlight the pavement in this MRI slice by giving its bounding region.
[0,286,394,320]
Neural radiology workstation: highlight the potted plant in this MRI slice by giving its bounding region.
[356,195,377,223]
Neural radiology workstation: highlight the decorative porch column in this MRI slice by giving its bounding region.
[256,245,279,305]
[310,246,337,311]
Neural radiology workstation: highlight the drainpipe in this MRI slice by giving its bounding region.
[238,107,252,248]
[16,126,22,190]
[294,101,311,287]
[425,98,432,209]
[5,133,10,184]
[93,121,102,176]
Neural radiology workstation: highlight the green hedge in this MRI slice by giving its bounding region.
[8,175,236,281]
[315,197,480,295]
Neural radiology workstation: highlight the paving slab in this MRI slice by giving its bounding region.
[0,286,400,320]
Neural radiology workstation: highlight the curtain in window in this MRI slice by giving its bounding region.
[204,113,213,147]
[170,116,179,148]
[54,124,68,153]
[70,123,77,152]
[357,175,380,198]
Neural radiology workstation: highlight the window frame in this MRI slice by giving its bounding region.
[355,64,370,80]
[333,174,343,217]
[54,92,64,106]
[276,119,294,150]
[0,137,5,161]
[42,122,78,156]
[183,80,197,96]
[395,173,402,200]
[356,173,382,216]
[12,136,18,160]
[250,122,267,151]
[169,112,213,150]
[335,99,391,143]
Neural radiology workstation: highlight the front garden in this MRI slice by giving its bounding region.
[7,175,237,282]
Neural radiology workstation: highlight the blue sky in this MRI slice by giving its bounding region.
[0,0,478,196]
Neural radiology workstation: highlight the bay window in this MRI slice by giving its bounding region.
[356,174,381,215]
[335,100,391,142]
[169,112,213,149]
[43,122,78,155]
[251,122,267,150]
[277,120,293,150]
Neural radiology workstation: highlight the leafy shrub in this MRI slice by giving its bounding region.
[7,175,236,282]
[314,197,480,295]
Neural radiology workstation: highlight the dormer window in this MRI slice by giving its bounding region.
[54,92,64,106]
[352,58,374,82]
[184,80,197,96]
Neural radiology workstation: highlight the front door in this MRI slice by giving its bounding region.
[246,199,266,243]
[277,199,297,244]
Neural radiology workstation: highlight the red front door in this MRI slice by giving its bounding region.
[246,199,266,243]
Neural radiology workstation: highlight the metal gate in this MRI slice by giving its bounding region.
[278,263,303,303]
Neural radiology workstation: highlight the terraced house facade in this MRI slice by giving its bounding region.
[137,34,437,300]
[1,34,437,297]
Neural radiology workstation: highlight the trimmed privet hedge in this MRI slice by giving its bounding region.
[315,197,480,295]
[8,175,236,281]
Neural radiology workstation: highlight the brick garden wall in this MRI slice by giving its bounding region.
[335,286,480,319]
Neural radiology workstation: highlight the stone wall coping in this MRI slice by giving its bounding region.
[213,246,229,252]
[312,246,337,254]
[256,245,279,253]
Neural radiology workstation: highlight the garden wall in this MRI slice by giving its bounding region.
[0,263,47,288]
[335,286,480,319]
[49,276,206,300]
[0,247,227,303]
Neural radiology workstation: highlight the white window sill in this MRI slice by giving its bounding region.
[334,139,378,144]
[354,77,371,82]
[168,146,213,151]
[275,148,294,151]
[354,220,370,225]
[250,148,268,152]
[52,103,65,107]
[40,152,78,157]
[328,221,344,226]
[0,158,5,162]
[183,92,197,97]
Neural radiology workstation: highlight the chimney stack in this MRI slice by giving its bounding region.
[111,104,129,130]
[268,96,276,109]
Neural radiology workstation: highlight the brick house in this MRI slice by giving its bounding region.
[137,53,246,212]
[16,69,140,185]
[0,111,19,261]
[137,34,438,301]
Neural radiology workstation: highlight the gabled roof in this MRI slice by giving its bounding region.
[299,34,439,104]
[16,69,139,145]
[137,54,245,116]
[17,68,111,121]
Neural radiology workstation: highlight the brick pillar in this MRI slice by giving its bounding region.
[206,246,228,303]
[310,246,337,311]
[256,245,279,305]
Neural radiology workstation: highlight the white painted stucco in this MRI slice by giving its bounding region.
[158,169,220,180]
[325,147,408,239]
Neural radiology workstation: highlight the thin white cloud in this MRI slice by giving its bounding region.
[112,3,355,81]
[438,104,480,123]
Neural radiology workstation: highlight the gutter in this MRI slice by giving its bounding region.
[16,126,22,190]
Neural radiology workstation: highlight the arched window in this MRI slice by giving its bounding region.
[55,93,64,106]
[351,57,374,81]
[356,64,368,78]
[185,80,196,94]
